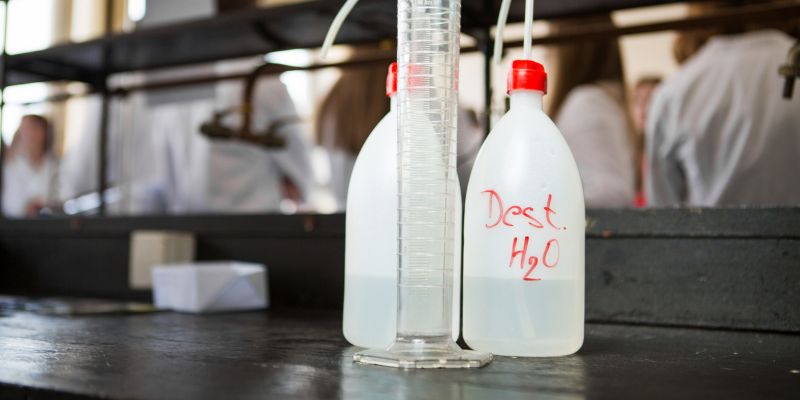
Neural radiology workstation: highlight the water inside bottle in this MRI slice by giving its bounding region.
[343,275,397,348]
[464,277,583,356]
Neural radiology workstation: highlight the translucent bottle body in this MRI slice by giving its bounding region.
[464,91,585,357]
[343,99,461,348]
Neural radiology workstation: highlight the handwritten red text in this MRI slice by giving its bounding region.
[482,190,564,282]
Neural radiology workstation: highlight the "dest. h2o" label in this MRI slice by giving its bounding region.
[481,189,566,282]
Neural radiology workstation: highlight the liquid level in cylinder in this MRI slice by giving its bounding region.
[344,274,459,348]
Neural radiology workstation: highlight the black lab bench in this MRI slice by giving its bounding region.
[0,309,798,399]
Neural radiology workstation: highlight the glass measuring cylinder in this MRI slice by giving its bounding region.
[353,0,491,369]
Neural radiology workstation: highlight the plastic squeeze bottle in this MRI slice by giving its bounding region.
[463,59,585,357]
[343,63,462,348]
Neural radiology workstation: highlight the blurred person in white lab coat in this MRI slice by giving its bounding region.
[147,62,318,214]
[646,1,800,207]
[550,15,638,208]
[2,115,58,217]
[316,60,483,209]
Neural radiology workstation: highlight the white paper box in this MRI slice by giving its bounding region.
[152,262,268,313]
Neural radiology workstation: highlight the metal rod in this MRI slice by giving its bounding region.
[10,90,96,106]
[97,0,113,216]
[0,0,10,218]
[114,52,397,95]
[11,51,400,106]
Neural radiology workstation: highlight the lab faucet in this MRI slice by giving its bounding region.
[779,40,800,99]
[199,63,295,148]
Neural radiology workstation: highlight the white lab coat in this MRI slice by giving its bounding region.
[148,76,317,214]
[646,30,800,207]
[57,94,129,212]
[556,81,636,207]
[57,96,102,204]
[2,155,58,217]
[58,67,317,215]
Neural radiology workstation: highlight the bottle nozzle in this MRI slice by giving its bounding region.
[386,62,398,97]
[507,59,547,94]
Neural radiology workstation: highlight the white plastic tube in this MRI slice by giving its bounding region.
[523,0,534,59]
[493,0,534,63]
[320,0,360,60]
[492,0,512,64]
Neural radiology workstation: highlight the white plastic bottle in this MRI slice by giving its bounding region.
[463,60,585,357]
[343,63,461,348]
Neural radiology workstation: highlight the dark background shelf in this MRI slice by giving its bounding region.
[1,209,798,333]
[4,0,680,86]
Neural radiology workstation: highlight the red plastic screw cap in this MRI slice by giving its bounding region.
[507,59,547,94]
[386,62,398,97]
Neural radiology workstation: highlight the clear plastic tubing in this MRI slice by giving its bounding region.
[353,0,491,369]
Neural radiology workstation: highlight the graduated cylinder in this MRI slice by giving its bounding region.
[395,0,461,339]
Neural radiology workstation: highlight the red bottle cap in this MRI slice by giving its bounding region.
[507,59,547,94]
[386,62,398,97]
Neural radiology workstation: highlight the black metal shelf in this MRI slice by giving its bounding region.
[4,0,678,87]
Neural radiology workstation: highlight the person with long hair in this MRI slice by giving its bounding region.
[549,15,638,207]
[316,60,392,208]
[2,115,59,217]
[646,0,800,206]
[316,57,483,208]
